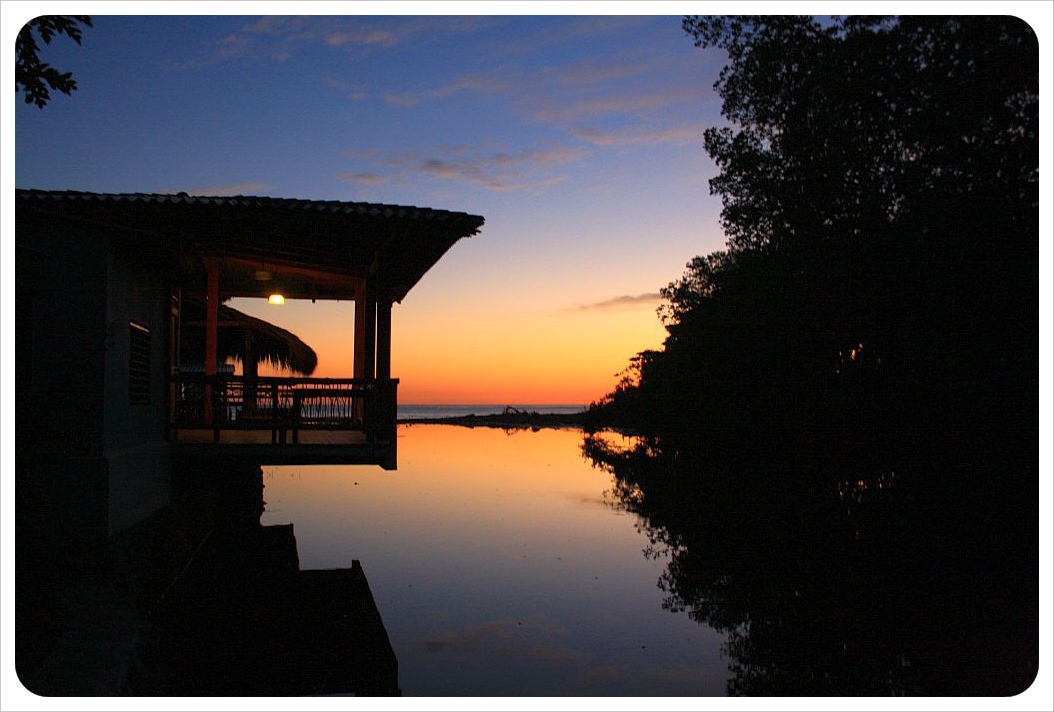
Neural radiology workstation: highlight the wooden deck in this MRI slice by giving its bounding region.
[173,429,370,445]
[170,373,398,467]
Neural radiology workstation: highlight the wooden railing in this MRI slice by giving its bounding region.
[170,373,398,444]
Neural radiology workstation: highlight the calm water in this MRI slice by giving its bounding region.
[259,424,729,696]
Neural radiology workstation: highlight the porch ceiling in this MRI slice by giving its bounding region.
[16,190,485,303]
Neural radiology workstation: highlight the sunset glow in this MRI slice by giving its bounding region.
[229,292,668,404]
[7,5,1051,703]
[12,11,728,406]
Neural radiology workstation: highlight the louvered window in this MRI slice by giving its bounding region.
[129,322,151,405]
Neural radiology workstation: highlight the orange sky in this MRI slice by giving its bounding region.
[229,294,668,405]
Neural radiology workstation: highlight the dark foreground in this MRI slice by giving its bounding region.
[15,461,400,697]
[142,526,399,696]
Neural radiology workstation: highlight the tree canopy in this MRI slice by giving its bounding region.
[595,15,1038,452]
[583,16,1038,693]
[15,16,93,108]
[684,15,1037,254]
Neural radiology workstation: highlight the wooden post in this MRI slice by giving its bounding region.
[376,300,395,453]
[243,327,258,415]
[376,301,392,380]
[363,280,377,380]
[353,281,366,379]
[204,258,219,427]
[352,277,378,378]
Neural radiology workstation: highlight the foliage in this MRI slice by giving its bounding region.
[686,15,1038,253]
[594,13,1038,466]
[585,15,1039,694]
[15,16,93,108]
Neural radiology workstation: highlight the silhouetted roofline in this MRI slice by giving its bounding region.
[15,189,484,223]
[16,189,485,304]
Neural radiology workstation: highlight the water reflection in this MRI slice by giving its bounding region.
[259,424,729,696]
[152,421,1036,697]
[143,460,400,696]
[582,431,1039,696]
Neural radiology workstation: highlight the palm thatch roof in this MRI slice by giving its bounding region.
[180,296,318,376]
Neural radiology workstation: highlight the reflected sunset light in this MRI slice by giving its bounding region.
[258,424,728,696]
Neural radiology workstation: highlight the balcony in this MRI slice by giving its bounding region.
[169,373,399,468]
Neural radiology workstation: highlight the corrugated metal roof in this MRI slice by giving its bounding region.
[15,189,484,225]
[16,189,485,304]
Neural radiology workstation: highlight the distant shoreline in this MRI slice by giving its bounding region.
[398,406,589,430]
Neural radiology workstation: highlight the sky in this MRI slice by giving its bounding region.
[5,4,1053,709]
[9,6,738,405]
[9,3,1050,409]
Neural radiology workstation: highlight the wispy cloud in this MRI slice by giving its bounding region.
[572,293,663,313]
[342,144,585,193]
[498,16,650,57]
[319,77,369,101]
[530,85,697,124]
[568,123,707,147]
[341,172,388,186]
[549,57,652,87]
[183,181,271,196]
[170,32,254,69]
[244,16,406,51]
[323,27,398,48]
[178,16,435,68]
[241,16,494,58]
[384,69,520,107]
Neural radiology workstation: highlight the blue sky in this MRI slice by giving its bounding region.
[10,8,741,403]
[7,3,1052,406]
[4,4,1053,709]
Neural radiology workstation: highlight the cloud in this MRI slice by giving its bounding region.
[170,32,253,69]
[422,146,585,191]
[551,59,650,87]
[530,86,698,124]
[182,181,271,196]
[176,17,430,68]
[319,77,369,101]
[498,16,649,57]
[324,28,398,48]
[244,16,404,49]
[568,123,707,147]
[242,16,492,59]
[572,293,663,313]
[341,172,388,186]
[343,144,586,193]
[380,60,687,125]
[384,70,519,107]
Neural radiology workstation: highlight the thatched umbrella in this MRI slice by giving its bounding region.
[180,295,318,376]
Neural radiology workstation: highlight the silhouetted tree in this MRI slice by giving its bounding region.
[15,15,92,108]
[585,15,1039,695]
[596,14,1037,481]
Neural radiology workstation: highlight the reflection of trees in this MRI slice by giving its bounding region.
[582,433,1037,696]
[582,15,1038,696]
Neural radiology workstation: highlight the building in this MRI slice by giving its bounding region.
[16,189,484,545]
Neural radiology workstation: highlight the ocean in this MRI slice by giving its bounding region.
[397,404,587,421]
